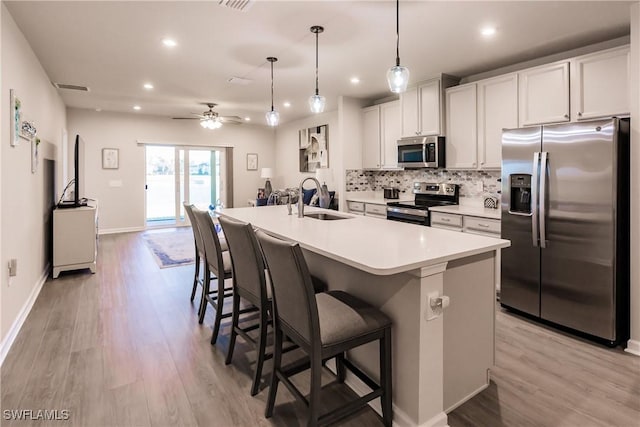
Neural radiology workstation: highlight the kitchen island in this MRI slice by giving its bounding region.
[217,205,510,427]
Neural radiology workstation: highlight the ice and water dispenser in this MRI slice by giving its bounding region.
[509,174,532,214]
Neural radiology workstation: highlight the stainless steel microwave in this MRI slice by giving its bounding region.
[397,136,446,168]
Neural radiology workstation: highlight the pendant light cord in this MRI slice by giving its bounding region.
[395,0,400,67]
[270,61,275,111]
[315,31,320,95]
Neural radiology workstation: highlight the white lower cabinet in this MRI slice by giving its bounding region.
[347,201,365,215]
[430,212,463,231]
[53,204,98,278]
[347,201,388,219]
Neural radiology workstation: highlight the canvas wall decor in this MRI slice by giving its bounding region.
[299,124,328,173]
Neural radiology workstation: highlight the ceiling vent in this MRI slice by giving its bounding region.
[53,83,90,92]
[218,0,254,12]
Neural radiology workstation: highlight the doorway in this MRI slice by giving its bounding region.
[145,146,226,226]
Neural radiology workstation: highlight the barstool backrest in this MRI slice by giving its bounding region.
[183,203,205,258]
[192,207,225,276]
[256,230,319,346]
[218,216,266,305]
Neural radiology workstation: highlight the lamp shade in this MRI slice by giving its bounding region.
[260,168,273,179]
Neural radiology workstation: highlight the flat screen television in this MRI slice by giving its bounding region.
[58,134,87,208]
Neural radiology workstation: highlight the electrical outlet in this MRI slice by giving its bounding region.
[8,259,17,277]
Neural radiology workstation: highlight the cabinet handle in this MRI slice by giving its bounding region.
[564,114,569,119]
[442,218,450,222]
[578,112,583,116]
[477,223,490,228]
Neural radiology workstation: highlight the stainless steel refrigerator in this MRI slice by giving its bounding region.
[501,118,629,346]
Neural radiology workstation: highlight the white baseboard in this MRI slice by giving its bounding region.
[0,265,49,367]
[325,359,448,427]
[625,339,640,357]
[98,226,145,235]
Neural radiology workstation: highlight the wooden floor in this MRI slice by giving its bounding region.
[2,231,639,427]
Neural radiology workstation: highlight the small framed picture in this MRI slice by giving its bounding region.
[247,153,258,171]
[102,148,119,169]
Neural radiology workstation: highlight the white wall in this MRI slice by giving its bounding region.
[628,2,640,356]
[1,4,67,348]
[273,109,339,193]
[66,108,276,233]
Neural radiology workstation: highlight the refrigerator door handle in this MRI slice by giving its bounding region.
[539,151,548,248]
[531,152,540,247]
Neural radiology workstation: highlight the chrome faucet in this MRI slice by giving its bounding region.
[297,177,322,218]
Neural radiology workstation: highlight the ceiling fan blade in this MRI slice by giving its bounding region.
[171,117,200,120]
[220,115,243,123]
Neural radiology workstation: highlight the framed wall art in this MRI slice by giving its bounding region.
[102,148,119,169]
[299,124,328,173]
[10,89,21,147]
[247,153,258,171]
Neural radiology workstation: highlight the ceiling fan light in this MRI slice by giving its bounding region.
[265,109,280,126]
[308,94,326,114]
[387,65,410,93]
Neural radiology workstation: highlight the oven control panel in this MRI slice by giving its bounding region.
[413,182,458,195]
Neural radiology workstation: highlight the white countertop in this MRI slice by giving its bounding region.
[345,191,414,205]
[429,204,501,220]
[217,205,509,276]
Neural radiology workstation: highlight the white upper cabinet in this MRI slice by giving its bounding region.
[362,100,400,169]
[518,61,570,126]
[477,73,518,169]
[571,46,630,121]
[445,84,477,169]
[380,101,401,168]
[362,105,381,169]
[401,76,457,138]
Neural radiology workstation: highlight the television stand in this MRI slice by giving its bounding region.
[53,201,98,278]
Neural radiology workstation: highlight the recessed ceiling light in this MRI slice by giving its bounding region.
[133,105,141,111]
[350,77,360,84]
[143,83,154,90]
[283,102,291,108]
[162,38,177,47]
[244,117,251,121]
[481,27,496,37]
[95,108,102,112]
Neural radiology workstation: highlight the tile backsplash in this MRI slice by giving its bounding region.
[345,169,501,198]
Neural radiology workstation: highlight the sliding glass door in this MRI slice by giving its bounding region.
[145,146,225,226]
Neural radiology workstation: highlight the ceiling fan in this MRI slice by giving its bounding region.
[172,103,242,129]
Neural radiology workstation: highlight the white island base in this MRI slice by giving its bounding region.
[217,206,509,427]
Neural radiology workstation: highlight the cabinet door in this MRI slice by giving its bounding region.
[478,74,518,169]
[419,79,441,135]
[401,86,419,137]
[518,62,569,126]
[362,106,381,169]
[445,84,477,169]
[572,46,630,121]
[381,101,401,168]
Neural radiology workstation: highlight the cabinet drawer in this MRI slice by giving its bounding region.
[365,203,387,216]
[347,201,364,212]
[431,212,462,228]
[463,216,501,235]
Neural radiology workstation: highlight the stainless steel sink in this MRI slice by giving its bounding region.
[304,212,351,221]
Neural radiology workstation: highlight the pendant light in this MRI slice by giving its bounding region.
[308,25,326,113]
[387,0,409,93]
[265,57,280,126]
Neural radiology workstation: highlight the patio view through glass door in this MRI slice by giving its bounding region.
[145,146,224,226]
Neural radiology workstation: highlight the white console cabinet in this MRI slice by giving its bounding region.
[53,203,98,278]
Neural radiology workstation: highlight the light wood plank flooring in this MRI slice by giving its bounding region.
[2,230,639,426]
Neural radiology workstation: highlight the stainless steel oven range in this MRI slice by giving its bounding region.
[386,182,459,226]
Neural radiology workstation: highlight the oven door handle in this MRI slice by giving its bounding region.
[386,207,429,217]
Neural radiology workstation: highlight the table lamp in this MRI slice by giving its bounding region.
[261,168,273,197]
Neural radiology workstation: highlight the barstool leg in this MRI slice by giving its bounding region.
[380,327,393,427]
[225,290,240,365]
[308,352,322,427]
[265,328,283,418]
[190,252,200,302]
[336,352,346,383]
[251,304,268,396]
[198,268,210,324]
[210,277,224,345]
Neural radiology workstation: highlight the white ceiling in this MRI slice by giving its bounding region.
[5,0,632,125]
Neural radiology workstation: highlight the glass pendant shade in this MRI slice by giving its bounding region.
[308,94,326,113]
[200,118,222,129]
[265,109,279,126]
[387,65,410,93]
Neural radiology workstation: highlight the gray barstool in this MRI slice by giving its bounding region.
[183,203,205,304]
[257,231,393,427]
[192,207,234,343]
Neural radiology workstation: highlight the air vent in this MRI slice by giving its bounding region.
[218,0,254,12]
[53,83,90,92]
[227,76,252,85]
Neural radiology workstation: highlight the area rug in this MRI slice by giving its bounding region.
[142,228,195,268]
